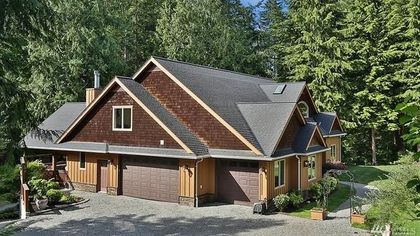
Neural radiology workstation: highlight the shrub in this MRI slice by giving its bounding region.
[28,178,49,199]
[0,164,20,198]
[273,194,290,211]
[27,160,46,180]
[47,189,63,204]
[0,193,16,203]
[59,194,77,203]
[288,191,304,208]
[309,182,322,200]
[325,176,338,192]
[47,180,60,190]
[323,162,347,174]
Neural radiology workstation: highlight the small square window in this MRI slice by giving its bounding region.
[113,106,132,131]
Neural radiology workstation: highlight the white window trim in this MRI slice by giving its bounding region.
[298,101,309,118]
[112,105,133,131]
[308,155,317,181]
[79,152,86,170]
[331,144,336,160]
[274,160,286,189]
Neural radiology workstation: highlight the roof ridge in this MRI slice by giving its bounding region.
[152,56,274,82]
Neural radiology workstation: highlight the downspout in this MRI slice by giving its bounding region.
[195,157,204,207]
[295,155,301,191]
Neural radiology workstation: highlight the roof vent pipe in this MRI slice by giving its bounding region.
[94,70,100,89]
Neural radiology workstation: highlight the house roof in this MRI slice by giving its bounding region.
[24,56,339,159]
[312,112,346,137]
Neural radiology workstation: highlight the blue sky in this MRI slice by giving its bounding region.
[241,0,262,6]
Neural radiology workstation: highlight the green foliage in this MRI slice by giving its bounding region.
[46,189,63,204]
[0,164,20,202]
[309,182,322,200]
[47,180,59,190]
[273,194,289,211]
[366,164,420,225]
[325,176,338,192]
[59,194,77,203]
[26,160,45,180]
[288,191,304,208]
[28,178,49,199]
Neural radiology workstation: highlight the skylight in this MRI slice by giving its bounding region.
[273,84,286,94]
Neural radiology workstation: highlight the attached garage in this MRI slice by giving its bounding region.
[216,160,260,205]
[121,156,179,203]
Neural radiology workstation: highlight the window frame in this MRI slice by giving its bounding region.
[112,105,133,131]
[298,101,309,118]
[308,155,316,181]
[274,159,285,188]
[79,152,86,170]
[330,144,336,161]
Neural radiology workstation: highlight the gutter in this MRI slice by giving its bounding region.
[295,155,301,191]
[323,133,347,138]
[195,157,204,207]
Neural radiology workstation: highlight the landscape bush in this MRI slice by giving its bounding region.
[46,189,63,204]
[59,194,77,203]
[323,162,347,174]
[0,164,20,203]
[309,182,322,200]
[325,176,338,192]
[27,160,46,180]
[273,194,289,212]
[288,191,304,208]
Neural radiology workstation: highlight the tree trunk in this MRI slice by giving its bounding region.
[371,128,377,165]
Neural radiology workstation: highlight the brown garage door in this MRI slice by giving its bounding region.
[122,156,179,203]
[217,160,259,205]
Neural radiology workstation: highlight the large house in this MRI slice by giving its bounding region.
[24,56,346,207]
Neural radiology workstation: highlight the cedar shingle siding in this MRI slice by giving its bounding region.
[141,70,249,150]
[67,86,182,149]
[276,111,302,150]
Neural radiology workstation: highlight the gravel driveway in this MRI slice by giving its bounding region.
[15,190,369,236]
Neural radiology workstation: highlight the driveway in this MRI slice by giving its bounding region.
[15,191,369,236]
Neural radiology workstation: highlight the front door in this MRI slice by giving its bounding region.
[98,160,108,192]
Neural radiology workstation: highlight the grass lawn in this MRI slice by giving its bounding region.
[289,183,351,218]
[338,165,399,188]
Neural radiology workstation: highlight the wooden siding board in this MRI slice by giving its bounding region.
[198,158,215,195]
[179,159,195,198]
[277,110,302,150]
[66,86,182,149]
[325,137,342,162]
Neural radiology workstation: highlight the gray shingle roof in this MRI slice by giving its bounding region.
[313,112,345,136]
[117,78,208,156]
[259,83,306,103]
[237,102,295,155]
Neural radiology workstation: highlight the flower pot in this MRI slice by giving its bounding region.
[351,213,365,224]
[35,198,49,210]
[310,208,327,220]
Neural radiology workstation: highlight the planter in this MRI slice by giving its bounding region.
[351,213,365,224]
[310,208,327,221]
[35,198,49,210]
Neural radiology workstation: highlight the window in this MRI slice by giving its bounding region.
[330,145,336,161]
[80,152,86,169]
[113,106,132,131]
[298,101,309,118]
[274,160,285,187]
[273,84,286,94]
[308,155,316,180]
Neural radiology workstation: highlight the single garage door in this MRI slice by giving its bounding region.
[217,160,259,205]
[122,156,179,203]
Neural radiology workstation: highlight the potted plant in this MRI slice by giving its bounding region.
[28,178,49,210]
[310,181,330,220]
[351,197,366,224]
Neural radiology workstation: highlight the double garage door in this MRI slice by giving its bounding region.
[122,156,179,203]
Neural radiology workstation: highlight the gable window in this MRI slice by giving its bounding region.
[80,152,86,169]
[274,160,285,187]
[330,144,336,161]
[113,106,132,131]
[298,101,309,118]
[308,155,316,180]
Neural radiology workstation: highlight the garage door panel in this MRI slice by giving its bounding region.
[122,156,179,203]
[217,160,259,205]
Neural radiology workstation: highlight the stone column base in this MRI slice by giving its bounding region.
[73,183,97,192]
[179,196,195,207]
[107,187,118,196]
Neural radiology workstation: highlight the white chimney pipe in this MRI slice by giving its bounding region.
[94,70,100,89]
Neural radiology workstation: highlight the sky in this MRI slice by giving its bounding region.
[241,0,263,7]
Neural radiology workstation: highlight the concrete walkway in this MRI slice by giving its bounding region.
[329,181,376,219]
[13,190,369,236]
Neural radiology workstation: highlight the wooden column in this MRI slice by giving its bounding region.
[51,154,56,171]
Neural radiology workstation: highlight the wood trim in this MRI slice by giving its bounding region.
[305,128,318,150]
[135,58,263,156]
[302,85,319,113]
[57,78,193,154]
[314,126,327,147]
[270,105,306,156]
[57,78,119,143]
[330,116,344,133]
[115,79,193,153]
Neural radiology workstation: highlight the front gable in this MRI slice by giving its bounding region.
[308,127,326,148]
[62,84,182,149]
[135,63,251,151]
[275,108,305,151]
[297,86,318,117]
